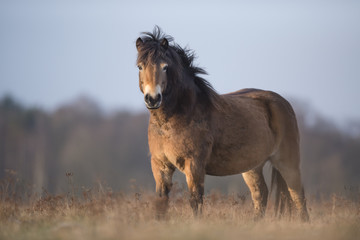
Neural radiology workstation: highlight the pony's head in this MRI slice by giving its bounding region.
[136,26,219,111]
[135,27,176,109]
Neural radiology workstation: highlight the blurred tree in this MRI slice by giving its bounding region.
[0,95,48,192]
[0,95,359,195]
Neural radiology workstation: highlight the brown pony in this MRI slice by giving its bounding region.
[135,27,309,221]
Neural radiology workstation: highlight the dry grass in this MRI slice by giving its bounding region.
[0,172,359,240]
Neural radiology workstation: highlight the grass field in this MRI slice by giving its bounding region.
[0,174,359,240]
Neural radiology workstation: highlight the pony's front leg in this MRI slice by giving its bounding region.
[185,162,205,216]
[151,157,175,219]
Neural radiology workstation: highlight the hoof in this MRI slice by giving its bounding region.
[154,197,169,220]
[300,211,310,222]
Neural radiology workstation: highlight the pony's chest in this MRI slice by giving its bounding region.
[148,122,211,167]
[149,125,192,154]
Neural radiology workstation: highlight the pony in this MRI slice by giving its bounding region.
[135,26,309,221]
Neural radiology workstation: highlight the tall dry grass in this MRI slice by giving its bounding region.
[0,171,359,240]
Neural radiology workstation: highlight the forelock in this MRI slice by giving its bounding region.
[136,26,174,66]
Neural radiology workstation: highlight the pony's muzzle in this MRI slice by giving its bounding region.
[144,93,162,109]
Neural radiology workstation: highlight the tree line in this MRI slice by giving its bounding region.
[0,95,359,196]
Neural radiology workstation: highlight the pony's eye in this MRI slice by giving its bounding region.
[137,65,143,71]
[162,65,168,72]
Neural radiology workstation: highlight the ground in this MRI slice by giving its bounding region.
[0,177,359,240]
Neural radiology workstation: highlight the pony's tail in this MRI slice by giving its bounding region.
[270,167,293,218]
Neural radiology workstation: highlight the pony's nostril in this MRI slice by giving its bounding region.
[155,94,162,102]
[144,94,150,103]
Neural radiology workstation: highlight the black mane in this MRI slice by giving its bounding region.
[137,26,220,110]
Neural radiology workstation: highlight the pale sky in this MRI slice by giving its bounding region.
[0,0,359,125]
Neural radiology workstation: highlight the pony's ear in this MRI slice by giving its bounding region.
[136,37,143,51]
[161,38,168,50]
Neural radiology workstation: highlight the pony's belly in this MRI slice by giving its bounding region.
[205,154,266,176]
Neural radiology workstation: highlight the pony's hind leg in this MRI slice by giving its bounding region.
[279,167,309,221]
[272,158,309,222]
[242,165,268,220]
